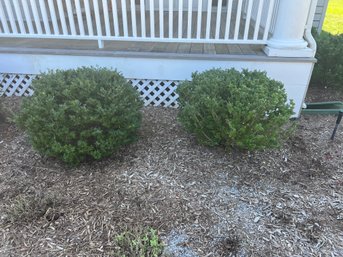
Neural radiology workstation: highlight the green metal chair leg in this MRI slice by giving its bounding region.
[331,111,343,140]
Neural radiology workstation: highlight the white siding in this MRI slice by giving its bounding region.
[313,0,329,32]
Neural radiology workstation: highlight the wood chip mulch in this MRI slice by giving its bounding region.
[0,96,342,256]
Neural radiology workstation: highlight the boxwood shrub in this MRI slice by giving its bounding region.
[16,67,143,165]
[177,69,294,151]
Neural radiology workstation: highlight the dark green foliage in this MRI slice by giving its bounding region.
[114,228,164,257]
[311,31,343,89]
[177,69,294,150]
[16,67,143,165]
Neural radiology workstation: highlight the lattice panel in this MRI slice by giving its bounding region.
[129,79,179,108]
[0,74,36,96]
[0,74,180,107]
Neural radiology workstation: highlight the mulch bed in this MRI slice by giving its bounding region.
[0,91,342,256]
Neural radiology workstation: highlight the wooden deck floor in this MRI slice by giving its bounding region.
[0,37,265,56]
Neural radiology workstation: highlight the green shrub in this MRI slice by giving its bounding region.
[114,227,164,257]
[311,31,343,89]
[16,67,143,165]
[177,69,294,150]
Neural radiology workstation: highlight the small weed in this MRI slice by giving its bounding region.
[113,227,164,257]
[296,219,322,244]
[219,235,241,256]
[4,192,60,223]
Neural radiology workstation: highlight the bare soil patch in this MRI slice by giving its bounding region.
[0,95,342,256]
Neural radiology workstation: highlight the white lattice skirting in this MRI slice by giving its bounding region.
[129,79,179,107]
[0,74,36,96]
[0,74,180,108]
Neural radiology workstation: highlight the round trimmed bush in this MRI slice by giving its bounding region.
[177,69,294,150]
[16,67,143,165]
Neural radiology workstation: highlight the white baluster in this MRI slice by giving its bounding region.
[131,0,137,37]
[205,0,212,39]
[159,0,164,38]
[263,0,275,41]
[234,0,243,40]
[29,0,43,34]
[224,0,233,39]
[38,0,51,34]
[121,0,128,37]
[47,0,60,34]
[66,0,76,35]
[168,0,173,38]
[196,0,202,39]
[102,0,111,36]
[140,0,146,37]
[75,0,85,35]
[178,0,183,38]
[149,0,155,37]
[56,0,68,35]
[187,0,193,38]
[215,0,223,39]
[0,1,10,33]
[93,0,103,39]
[243,0,253,40]
[22,0,35,34]
[84,0,94,35]
[111,0,120,36]
[253,0,264,40]
[13,0,26,33]
[4,0,18,34]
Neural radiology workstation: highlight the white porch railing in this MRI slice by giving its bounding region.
[0,0,277,48]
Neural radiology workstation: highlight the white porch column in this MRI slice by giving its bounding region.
[264,0,315,57]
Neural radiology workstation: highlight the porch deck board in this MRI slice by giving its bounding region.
[0,37,264,56]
